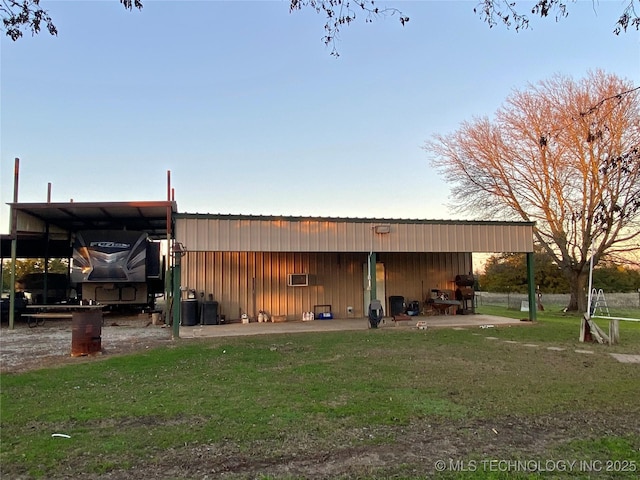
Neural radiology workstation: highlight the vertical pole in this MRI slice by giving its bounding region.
[43,183,52,305]
[67,232,72,299]
[9,240,17,329]
[526,252,536,321]
[165,170,172,327]
[43,224,49,305]
[369,252,377,303]
[169,168,179,339]
[9,158,20,330]
[172,258,181,340]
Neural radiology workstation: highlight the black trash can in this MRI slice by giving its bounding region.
[181,299,198,326]
[201,301,219,325]
[368,300,384,329]
[389,296,405,316]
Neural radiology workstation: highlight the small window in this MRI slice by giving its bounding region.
[288,274,309,287]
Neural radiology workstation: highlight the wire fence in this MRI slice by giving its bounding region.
[475,291,640,311]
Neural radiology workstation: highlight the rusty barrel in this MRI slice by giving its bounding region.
[71,310,103,357]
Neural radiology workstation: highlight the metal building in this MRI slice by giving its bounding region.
[175,214,535,322]
[1,156,537,334]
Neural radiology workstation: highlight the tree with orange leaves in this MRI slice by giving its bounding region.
[424,70,640,312]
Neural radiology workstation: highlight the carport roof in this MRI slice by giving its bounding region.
[1,201,177,258]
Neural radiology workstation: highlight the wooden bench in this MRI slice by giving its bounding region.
[22,305,104,327]
[21,312,72,327]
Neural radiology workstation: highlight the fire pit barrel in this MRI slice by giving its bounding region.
[71,310,103,357]
[454,274,475,287]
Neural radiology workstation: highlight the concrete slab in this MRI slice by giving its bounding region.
[609,353,640,364]
[179,314,526,339]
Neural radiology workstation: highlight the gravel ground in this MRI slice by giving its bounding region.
[0,313,174,374]
[0,313,517,374]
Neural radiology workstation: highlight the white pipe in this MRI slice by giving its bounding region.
[591,315,640,322]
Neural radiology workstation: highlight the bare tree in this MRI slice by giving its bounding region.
[475,0,640,34]
[289,0,408,56]
[1,0,56,40]
[3,1,639,46]
[1,0,142,40]
[424,71,640,312]
[0,0,407,48]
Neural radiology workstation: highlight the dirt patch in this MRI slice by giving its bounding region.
[0,314,173,374]
[66,411,639,479]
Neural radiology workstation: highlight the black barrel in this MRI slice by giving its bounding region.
[455,274,475,287]
[368,300,384,328]
[201,301,219,325]
[389,296,405,316]
[181,299,198,326]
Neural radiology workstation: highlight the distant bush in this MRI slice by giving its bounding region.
[477,252,640,294]
[476,291,640,310]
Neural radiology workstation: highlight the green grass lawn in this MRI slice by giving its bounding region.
[2,307,639,479]
[476,304,640,348]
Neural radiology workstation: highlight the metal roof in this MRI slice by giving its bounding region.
[175,214,535,253]
[1,201,177,259]
[9,201,176,236]
[175,212,535,226]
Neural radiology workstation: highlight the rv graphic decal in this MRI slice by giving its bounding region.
[89,241,131,249]
[71,231,148,283]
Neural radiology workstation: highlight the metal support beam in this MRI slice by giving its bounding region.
[9,158,20,329]
[166,170,173,331]
[526,252,537,321]
[43,224,50,305]
[9,238,17,329]
[172,262,181,340]
[369,252,377,303]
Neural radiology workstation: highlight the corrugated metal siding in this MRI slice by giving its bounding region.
[380,252,472,307]
[180,251,472,322]
[176,216,534,253]
[15,210,67,235]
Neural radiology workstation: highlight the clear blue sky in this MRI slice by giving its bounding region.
[1,1,638,234]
